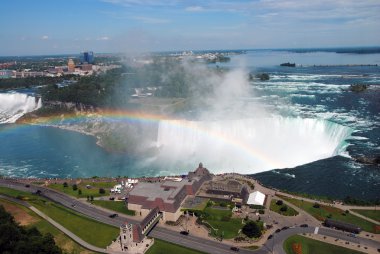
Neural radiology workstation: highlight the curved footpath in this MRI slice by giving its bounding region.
[0,194,109,254]
[1,179,380,254]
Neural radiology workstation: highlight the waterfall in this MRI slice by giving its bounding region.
[155,117,352,174]
[0,93,42,123]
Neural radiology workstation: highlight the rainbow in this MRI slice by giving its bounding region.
[12,109,282,170]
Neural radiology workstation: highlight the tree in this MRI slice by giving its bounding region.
[276,200,283,206]
[63,182,68,188]
[72,184,78,191]
[99,188,106,194]
[280,205,288,212]
[0,205,62,254]
[242,221,262,238]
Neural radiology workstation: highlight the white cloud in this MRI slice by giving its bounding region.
[41,35,49,40]
[97,36,110,41]
[185,6,204,12]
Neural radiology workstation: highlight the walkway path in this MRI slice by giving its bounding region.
[0,195,114,254]
[349,210,379,225]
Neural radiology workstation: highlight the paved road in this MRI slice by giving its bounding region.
[1,179,380,254]
[0,179,261,254]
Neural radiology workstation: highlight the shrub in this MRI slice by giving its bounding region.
[63,182,68,188]
[313,203,320,208]
[280,206,288,212]
[276,200,283,206]
[72,184,78,191]
[99,188,106,194]
[78,189,82,195]
[242,221,262,238]
[258,209,265,214]
[234,236,246,242]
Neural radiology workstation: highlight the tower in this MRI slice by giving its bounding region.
[67,59,75,72]
[80,51,94,64]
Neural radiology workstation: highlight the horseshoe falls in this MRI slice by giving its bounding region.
[155,117,352,174]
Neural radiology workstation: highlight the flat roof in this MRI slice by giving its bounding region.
[129,179,189,203]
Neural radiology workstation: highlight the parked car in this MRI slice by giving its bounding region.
[281,226,289,230]
[300,224,308,228]
[180,231,189,236]
[230,246,239,252]
[109,213,118,218]
[275,229,281,233]
[267,234,273,240]
[25,184,30,188]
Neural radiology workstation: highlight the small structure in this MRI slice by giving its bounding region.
[247,191,266,206]
[115,208,161,253]
[324,219,361,234]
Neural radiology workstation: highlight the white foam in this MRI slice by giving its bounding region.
[0,92,42,123]
[154,116,352,174]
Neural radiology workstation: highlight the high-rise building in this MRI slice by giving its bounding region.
[80,51,94,64]
[67,59,75,72]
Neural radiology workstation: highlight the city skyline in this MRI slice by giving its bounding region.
[1,0,379,56]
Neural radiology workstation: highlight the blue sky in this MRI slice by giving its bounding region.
[0,0,379,55]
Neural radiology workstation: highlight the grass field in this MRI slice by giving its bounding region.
[278,195,379,233]
[146,239,205,254]
[48,181,115,198]
[0,186,119,248]
[270,199,299,216]
[203,207,243,239]
[0,198,97,254]
[92,200,135,216]
[0,186,36,200]
[352,209,380,222]
[283,235,365,254]
[31,200,119,248]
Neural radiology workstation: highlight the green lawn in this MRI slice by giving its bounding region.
[31,200,119,248]
[0,198,97,254]
[270,199,299,216]
[48,181,115,198]
[203,207,243,239]
[352,209,380,222]
[146,239,205,254]
[92,200,135,216]
[0,186,36,200]
[283,235,365,254]
[278,195,379,233]
[0,186,119,248]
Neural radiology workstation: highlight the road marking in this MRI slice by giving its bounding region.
[314,227,319,234]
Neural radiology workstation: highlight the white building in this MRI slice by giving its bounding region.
[247,191,266,206]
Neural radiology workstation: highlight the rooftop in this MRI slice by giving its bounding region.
[129,179,190,204]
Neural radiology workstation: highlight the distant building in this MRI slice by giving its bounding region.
[80,51,94,64]
[127,163,212,222]
[204,178,250,203]
[0,69,13,79]
[67,59,75,72]
[80,63,93,71]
